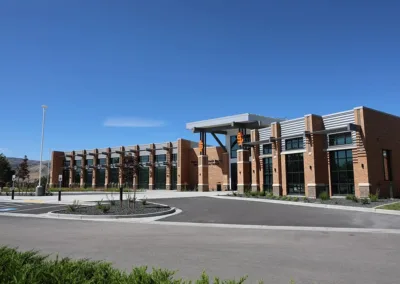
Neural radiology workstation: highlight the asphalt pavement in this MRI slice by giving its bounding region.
[0,201,67,214]
[0,216,399,284]
[152,197,400,229]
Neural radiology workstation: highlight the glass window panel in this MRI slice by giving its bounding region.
[155,154,167,162]
[87,159,93,166]
[140,155,149,163]
[330,149,355,195]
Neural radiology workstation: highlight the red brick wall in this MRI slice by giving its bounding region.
[50,151,65,186]
[362,107,400,198]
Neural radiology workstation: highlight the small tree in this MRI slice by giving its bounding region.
[17,155,30,188]
[0,153,14,190]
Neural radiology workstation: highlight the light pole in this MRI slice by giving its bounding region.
[36,105,48,196]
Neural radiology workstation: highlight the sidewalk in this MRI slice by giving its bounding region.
[0,190,229,205]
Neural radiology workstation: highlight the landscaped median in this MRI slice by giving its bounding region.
[48,197,176,219]
[222,191,399,209]
[0,246,253,283]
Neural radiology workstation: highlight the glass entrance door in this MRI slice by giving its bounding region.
[138,167,149,189]
[171,166,177,189]
[263,157,273,192]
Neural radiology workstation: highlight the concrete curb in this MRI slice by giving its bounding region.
[212,195,400,216]
[47,201,176,220]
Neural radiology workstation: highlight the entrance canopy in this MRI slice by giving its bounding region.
[186,113,281,134]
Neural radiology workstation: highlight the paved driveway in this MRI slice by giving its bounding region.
[153,197,400,229]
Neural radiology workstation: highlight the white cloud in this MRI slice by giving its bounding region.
[104,117,165,128]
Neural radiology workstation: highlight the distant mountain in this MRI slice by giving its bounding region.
[7,157,50,181]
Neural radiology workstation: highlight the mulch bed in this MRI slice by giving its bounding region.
[56,200,171,215]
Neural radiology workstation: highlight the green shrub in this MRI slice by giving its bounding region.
[259,191,266,197]
[66,200,80,212]
[0,246,250,283]
[303,197,309,203]
[250,191,259,197]
[319,191,330,201]
[369,194,379,202]
[271,195,277,199]
[293,197,299,202]
[232,191,237,196]
[361,198,370,205]
[282,196,288,201]
[346,194,355,200]
[142,198,148,205]
[244,191,251,197]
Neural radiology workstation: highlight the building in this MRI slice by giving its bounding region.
[50,106,400,198]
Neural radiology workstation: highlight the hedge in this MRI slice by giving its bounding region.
[0,246,254,284]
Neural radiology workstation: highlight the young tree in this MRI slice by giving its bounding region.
[0,154,14,190]
[17,155,30,187]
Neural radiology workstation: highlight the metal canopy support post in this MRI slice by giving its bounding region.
[211,133,227,152]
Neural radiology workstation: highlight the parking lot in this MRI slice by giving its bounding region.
[0,201,67,214]
[152,197,400,229]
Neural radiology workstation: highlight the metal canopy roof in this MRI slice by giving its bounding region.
[186,113,282,132]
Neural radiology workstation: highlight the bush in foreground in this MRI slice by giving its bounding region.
[0,246,255,284]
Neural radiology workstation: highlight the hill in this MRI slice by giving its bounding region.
[7,157,50,181]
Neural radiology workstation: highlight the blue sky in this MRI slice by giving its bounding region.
[0,0,399,160]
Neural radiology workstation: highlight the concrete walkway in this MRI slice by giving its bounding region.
[0,190,229,205]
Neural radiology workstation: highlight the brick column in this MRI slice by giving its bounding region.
[80,150,86,188]
[69,151,75,187]
[91,149,98,189]
[198,155,209,191]
[304,115,329,198]
[148,144,155,190]
[237,149,250,194]
[50,151,65,188]
[177,139,190,191]
[104,148,111,189]
[133,145,139,191]
[271,123,283,196]
[166,142,172,190]
[250,129,260,192]
[118,146,125,187]
[353,107,370,198]
[222,152,229,190]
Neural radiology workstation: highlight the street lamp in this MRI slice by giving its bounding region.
[36,105,48,196]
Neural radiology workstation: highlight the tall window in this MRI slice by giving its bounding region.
[172,153,177,162]
[285,138,304,151]
[155,154,167,163]
[64,160,70,168]
[329,132,352,146]
[263,157,273,192]
[230,134,251,158]
[99,158,107,165]
[383,149,392,181]
[75,160,82,167]
[262,144,272,155]
[286,153,305,194]
[110,157,119,165]
[139,155,150,164]
[86,159,93,166]
[330,150,354,195]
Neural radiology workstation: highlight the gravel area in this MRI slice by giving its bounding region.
[227,193,399,208]
[56,200,171,215]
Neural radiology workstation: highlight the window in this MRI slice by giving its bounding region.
[110,157,119,165]
[230,134,251,158]
[286,153,305,194]
[262,144,272,155]
[263,157,273,192]
[64,160,70,168]
[75,160,82,167]
[329,132,352,146]
[139,155,149,164]
[155,154,167,163]
[330,150,354,195]
[383,150,392,181]
[285,137,304,151]
[99,158,107,165]
[172,154,177,162]
[86,159,93,166]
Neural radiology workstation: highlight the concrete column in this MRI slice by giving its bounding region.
[304,115,329,198]
[271,123,283,196]
[222,152,229,190]
[50,151,65,188]
[198,155,209,191]
[250,129,260,192]
[166,142,172,190]
[69,151,75,187]
[148,144,155,190]
[118,146,125,187]
[80,150,86,188]
[104,148,111,189]
[133,145,139,191]
[92,149,98,189]
[237,149,250,194]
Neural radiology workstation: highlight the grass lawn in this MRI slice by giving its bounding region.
[378,202,400,211]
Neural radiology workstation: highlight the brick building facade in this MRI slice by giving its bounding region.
[50,106,400,198]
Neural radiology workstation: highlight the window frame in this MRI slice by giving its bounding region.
[285,137,304,151]
[262,144,272,155]
[328,132,353,146]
